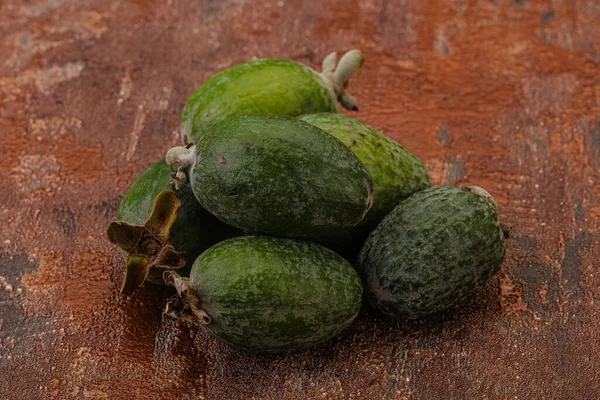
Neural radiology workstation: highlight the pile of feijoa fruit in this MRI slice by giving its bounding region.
[107,50,508,354]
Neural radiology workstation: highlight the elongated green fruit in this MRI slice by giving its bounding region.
[180,50,364,143]
[358,186,507,319]
[106,160,241,295]
[165,236,363,354]
[167,114,374,240]
[298,113,431,232]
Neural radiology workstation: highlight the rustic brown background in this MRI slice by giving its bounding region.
[1,0,599,399]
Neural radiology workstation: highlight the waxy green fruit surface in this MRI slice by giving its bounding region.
[187,236,363,353]
[187,114,374,240]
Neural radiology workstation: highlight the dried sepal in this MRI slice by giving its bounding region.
[321,52,337,73]
[121,255,152,296]
[334,49,364,87]
[106,222,144,253]
[155,244,187,269]
[339,91,359,111]
[146,190,180,238]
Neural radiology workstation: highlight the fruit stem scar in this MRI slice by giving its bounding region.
[320,49,364,111]
[166,145,197,190]
[164,271,211,325]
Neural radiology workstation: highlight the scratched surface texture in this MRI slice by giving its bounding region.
[1,0,599,399]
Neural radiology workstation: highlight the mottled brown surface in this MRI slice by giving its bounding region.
[1,0,599,399]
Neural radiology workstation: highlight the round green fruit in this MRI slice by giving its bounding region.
[165,236,363,354]
[357,186,507,319]
[180,50,364,143]
[167,114,374,240]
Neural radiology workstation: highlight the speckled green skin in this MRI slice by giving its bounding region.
[298,113,431,232]
[188,236,363,354]
[357,186,506,319]
[117,160,240,284]
[189,114,374,239]
[182,59,339,142]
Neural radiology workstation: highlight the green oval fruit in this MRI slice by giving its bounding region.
[165,236,363,354]
[109,159,240,293]
[180,50,364,143]
[358,186,506,319]
[167,114,374,240]
[298,113,431,231]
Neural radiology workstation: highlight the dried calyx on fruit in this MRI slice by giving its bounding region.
[163,271,211,325]
[106,190,186,295]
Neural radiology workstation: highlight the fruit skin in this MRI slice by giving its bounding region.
[116,159,240,284]
[298,113,431,232]
[182,59,335,142]
[173,236,363,354]
[180,50,364,143]
[357,186,506,319]
[169,114,374,240]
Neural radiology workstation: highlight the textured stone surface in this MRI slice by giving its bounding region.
[0,0,599,399]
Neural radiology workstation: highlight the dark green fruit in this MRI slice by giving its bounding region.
[298,113,431,232]
[358,186,507,319]
[167,114,374,240]
[164,236,363,354]
[107,159,240,295]
[180,50,364,143]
